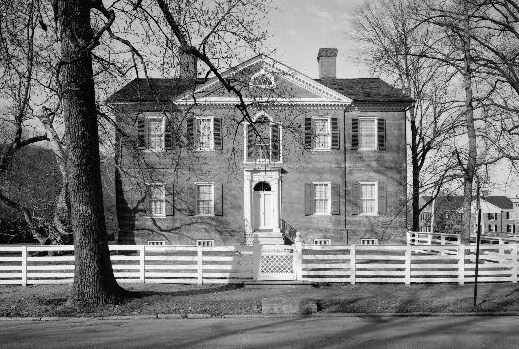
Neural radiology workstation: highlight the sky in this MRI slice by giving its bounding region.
[267,0,366,79]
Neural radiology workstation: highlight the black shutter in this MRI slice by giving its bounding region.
[137,116,146,149]
[214,183,223,216]
[377,118,386,150]
[144,184,151,216]
[165,183,174,216]
[164,117,173,150]
[187,118,194,149]
[331,183,340,215]
[187,185,196,216]
[247,124,256,161]
[378,182,387,214]
[304,117,313,149]
[271,124,280,162]
[304,183,314,216]
[331,117,340,149]
[351,183,360,215]
[351,118,359,150]
[213,118,223,150]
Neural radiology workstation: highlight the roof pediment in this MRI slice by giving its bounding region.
[175,55,352,106]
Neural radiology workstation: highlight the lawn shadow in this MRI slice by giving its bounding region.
[131,284,244,298]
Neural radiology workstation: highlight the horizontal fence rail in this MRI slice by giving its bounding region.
[1,243,518,286]
[0,245,253,286]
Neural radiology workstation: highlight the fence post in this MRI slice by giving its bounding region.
[21,246,27,287]
[293,232,303,281]
[512,244,518,284]
[350,244,356,285]
[139,245,145,283]
[405,245,411,285]
[252,234,261,280]
[427,233,432,245]
[458,245,465,285]
[441,234,445,246]
[197,246,203,285]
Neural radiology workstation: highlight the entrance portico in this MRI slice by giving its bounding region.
[244,169,283,244]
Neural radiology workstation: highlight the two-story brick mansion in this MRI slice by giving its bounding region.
[108,48,412,246]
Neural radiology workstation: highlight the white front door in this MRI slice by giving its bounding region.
[254,191,272,230]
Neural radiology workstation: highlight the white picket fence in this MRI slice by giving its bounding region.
[300,244,519,284]
[0,245,253,286]
[1,243,518,286]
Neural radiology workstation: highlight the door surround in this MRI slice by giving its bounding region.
[244,169,281,233]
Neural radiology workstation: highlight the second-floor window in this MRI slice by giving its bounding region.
[488,213,498,220]
[304,117,339,150]
[351,118,386,150]
[197,117,213,151]
[245,114,281,163]
[137,114,170,151]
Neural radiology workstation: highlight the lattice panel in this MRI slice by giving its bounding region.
[260,255,293,274]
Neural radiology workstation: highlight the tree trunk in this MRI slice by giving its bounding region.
[461,0,476,243]
[59,0,124,305]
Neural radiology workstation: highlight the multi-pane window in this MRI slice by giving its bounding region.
[314,118,331,150]
[359,119,376,150]
[148,118,164,150]
[487,213,498,220]
[507,224,515,233]
[197,117,213,151]
[196,183,214,215]
[360,182,377,214]
[488,224,498,232]
[149,183,165,216]
[313,183,330,214]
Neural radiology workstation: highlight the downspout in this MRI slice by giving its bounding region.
[344,108,348,245]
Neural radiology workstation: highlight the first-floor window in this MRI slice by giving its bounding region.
[488,224,498,232]
[196,183,214,215]
[507,224,515,233]
[149,183,165,216]
[313,183,330,214]
[360,182,377,215]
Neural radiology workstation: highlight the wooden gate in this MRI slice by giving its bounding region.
[258,245,295,281]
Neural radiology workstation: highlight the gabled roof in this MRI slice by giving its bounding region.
[107,78,205,103]
[107,56,412,104]
[420,195,513,211]
[484,196,513,210]
[316,78,413,103]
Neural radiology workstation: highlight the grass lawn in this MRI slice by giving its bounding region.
[1,283,519,317]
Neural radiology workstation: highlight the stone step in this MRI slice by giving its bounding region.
[243,280,318,289]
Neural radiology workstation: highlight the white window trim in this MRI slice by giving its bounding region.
[194,116,214,151]
[358,117,377,151]
[312,116,332,151]
[195,182,215,216]
[312,181,331,215]
[359,181,378,216]
[145,182,166,218]
[142,113,166,152]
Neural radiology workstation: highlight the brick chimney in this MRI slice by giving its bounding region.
[317,48,338,79]
[179,51,197,79]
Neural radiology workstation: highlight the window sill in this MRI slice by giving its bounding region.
[146,215,167,219]
[357,148,378,152]
[359,213,379,217]
[195,214,215,217]
[311,148,332,152]
[312,213,332,216]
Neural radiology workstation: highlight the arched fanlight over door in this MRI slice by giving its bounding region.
[253,181,271,191]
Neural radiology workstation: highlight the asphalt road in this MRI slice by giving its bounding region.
[1,316,518,349]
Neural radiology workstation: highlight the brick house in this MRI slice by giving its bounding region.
[107,48,411,246]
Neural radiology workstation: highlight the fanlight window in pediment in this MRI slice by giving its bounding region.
[250,68,276,89]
